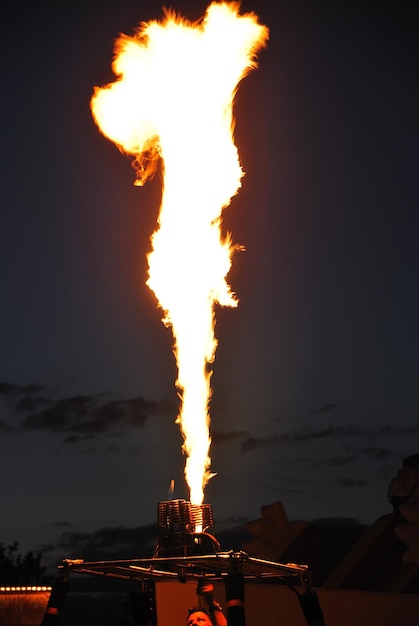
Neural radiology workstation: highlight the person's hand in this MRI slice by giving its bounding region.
[394,486,419,565]
[197,581,215,605]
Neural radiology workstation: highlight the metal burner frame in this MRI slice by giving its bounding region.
[57,550,310,584]
[41,551,328,626]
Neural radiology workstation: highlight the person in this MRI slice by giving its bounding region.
[394,486,419,565]
[389,454,419,565]
[187,582,227,626]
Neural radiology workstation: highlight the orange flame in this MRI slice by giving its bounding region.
[91,2,268,505]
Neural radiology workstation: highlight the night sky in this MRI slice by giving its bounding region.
[1,0,418,570]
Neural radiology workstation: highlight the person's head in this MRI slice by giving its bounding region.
[187,607,212,626]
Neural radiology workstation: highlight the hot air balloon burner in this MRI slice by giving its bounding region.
[155,499,221,557]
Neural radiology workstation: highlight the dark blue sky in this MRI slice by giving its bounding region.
[1,0,418,565]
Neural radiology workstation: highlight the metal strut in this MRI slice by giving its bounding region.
[297,572,328,626]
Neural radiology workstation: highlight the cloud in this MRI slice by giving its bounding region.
[360,446,401,461]
[337,478,367,488]
[236,422,419,454]
[211,429,248,444]
[240,434,284,453]
[0,382,44,397]
[0,380,172,441]
[20,396,155,435]
[238,426,354,453]
[0,381,49,413]
[308,446,404,473]
[0,418,11,431]
[44,523,159,562]
[62,434,91,444]
[238,426,348,452]
[49,521,73,529]
[39,522,160,581]
[310,517,367,528]
[311,403,338,414]
[313,455,356,468]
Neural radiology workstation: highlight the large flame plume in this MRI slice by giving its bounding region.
[91,2,268,505]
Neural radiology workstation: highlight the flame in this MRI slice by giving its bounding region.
[91,2,268,505]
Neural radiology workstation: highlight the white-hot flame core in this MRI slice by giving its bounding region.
[91,2,268,505]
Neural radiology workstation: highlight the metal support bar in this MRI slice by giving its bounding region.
[224,572,245,626]
[297,572,327,626]
[128,580,156,626]
[40,575,69,626]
